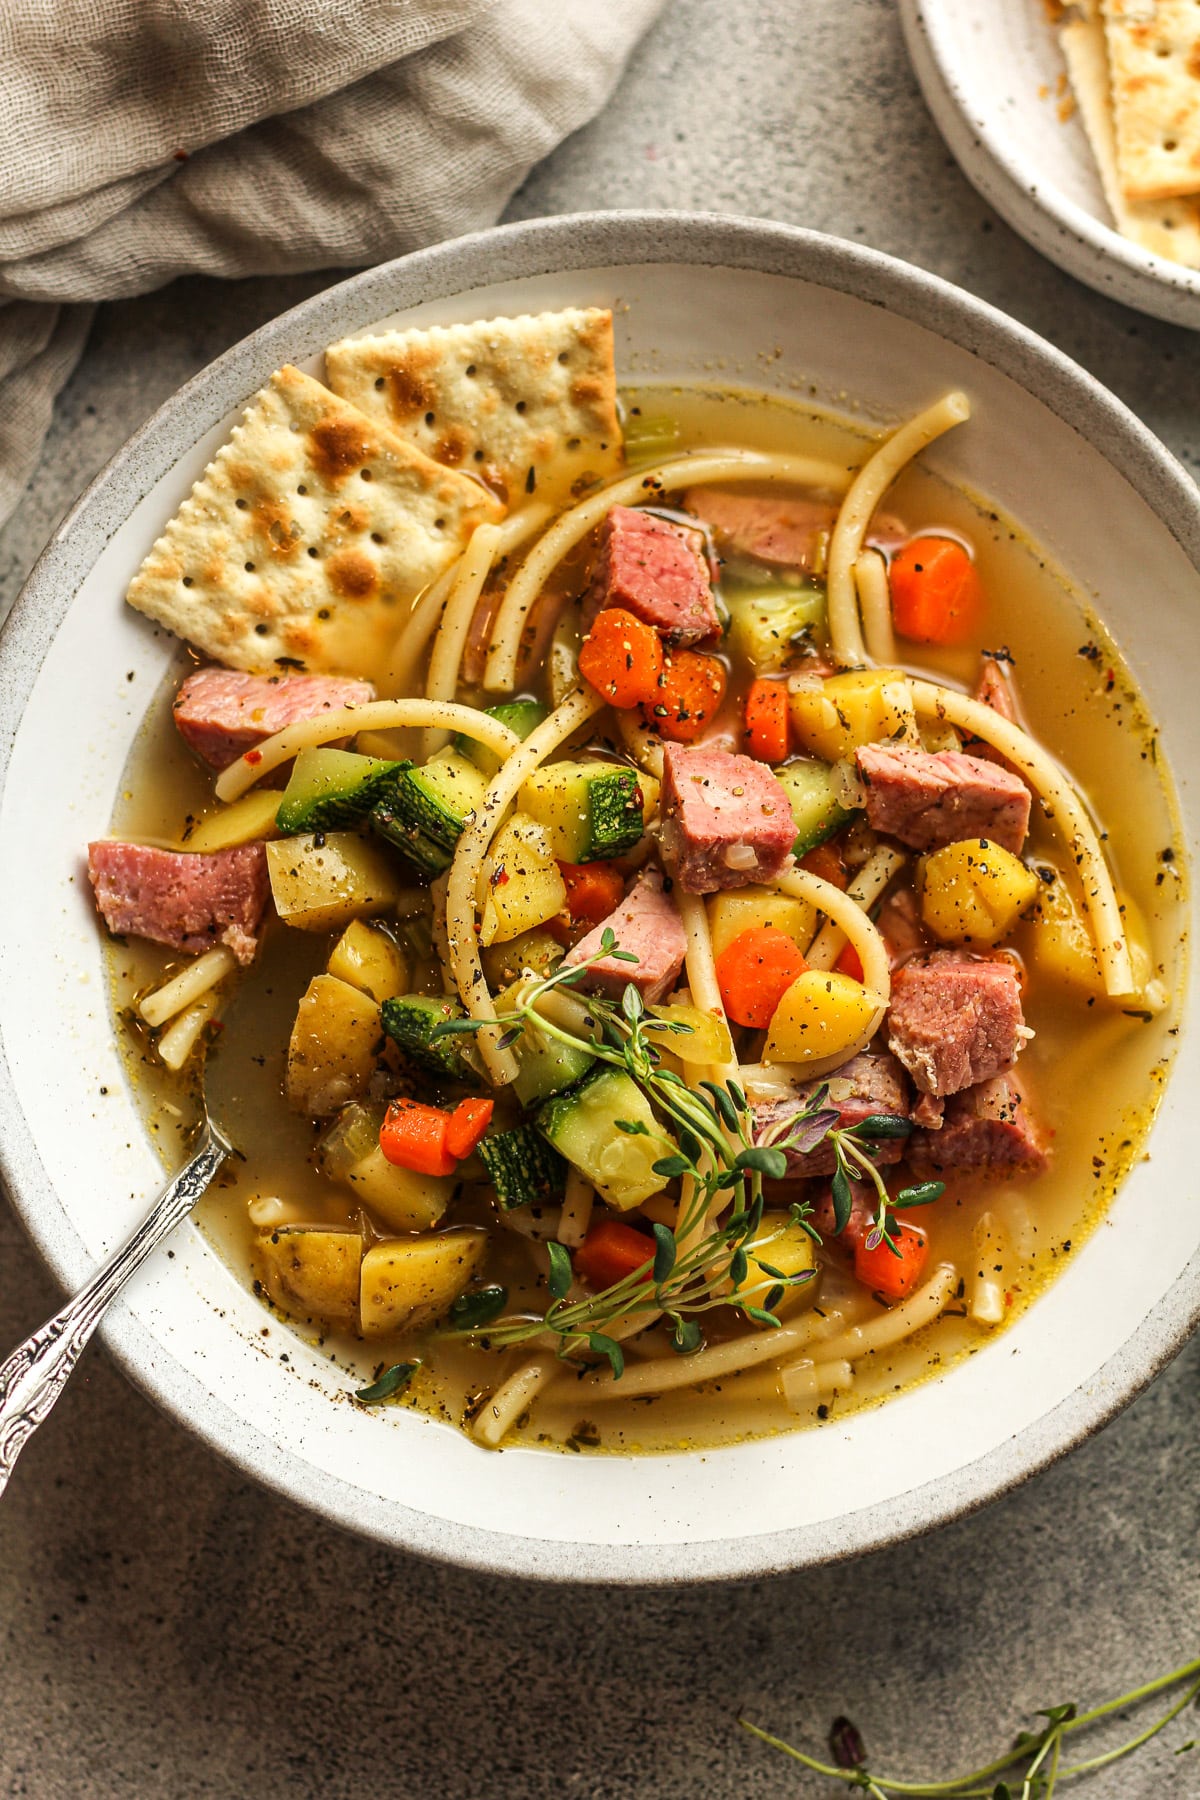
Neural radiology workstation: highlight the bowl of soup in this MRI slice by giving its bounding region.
[0,214,1197,1581]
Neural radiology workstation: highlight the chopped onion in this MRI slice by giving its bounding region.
[724,841,759,871]
[831,757,867,811]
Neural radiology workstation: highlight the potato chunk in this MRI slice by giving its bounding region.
[746,1211,819,1322]
[788,669,916,764]
[478,813,567,947]
[286,974,381,1115]
[266,831,403,932]
[255,1225,363,1325]
[319,1102,452,1231]
[327,919,409,1002]
[707,885,815,959]
[919,839,1038,947]
[763,969,881,1064]
[360,1230,488,1337]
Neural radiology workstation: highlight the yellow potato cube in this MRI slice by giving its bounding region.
[919,839,1039,946]
[478,812,567,946]
[266,831,404,932]
[255,1226,363,1326]
[185,789,283,853]
[746,1211,819,1323]
[763,969,882,1064]
[1025,869,1104,995]
[707,886,816,959]
[318,1102,453,1232]
[360,1230,488,1337]
[788,668,916,764]
[286,974,381,1116]
[646,1003,735,1067]
[327,919,409,1003]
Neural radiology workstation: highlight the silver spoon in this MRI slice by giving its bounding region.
[0,1104,233,1498]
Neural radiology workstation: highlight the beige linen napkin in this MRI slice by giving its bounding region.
[0,0,666,527]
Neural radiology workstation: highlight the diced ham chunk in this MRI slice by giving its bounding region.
[855,743,1031,854]
[659,743,795,893]
[909,1074,1049,1177]
[751,1051,910,1179]
[87,840,269,965]
[587,505,719,645]
[173,668,375,770]
[875,884,927,969]
[564,868,687,1003]
[973,657,1018,724]
[683,488,836,571]
[886,951,1030,1097]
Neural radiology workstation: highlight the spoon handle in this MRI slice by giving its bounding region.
[0,1120,231,1498]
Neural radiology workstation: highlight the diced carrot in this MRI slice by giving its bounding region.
[557,859,626,926]
[578,608,665,708]
[379,1099,456,1177]
[574,1219,655,1291]
[716,925,808,1029]
[445,1097,494,1161]
[800,838,848,889]
[641,650,727,743]
[889,536,983,645]
[835,940,864,983]
[745,678,790,762]
[853,1222,929,1302]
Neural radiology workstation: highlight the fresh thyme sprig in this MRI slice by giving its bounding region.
[739,1652,1200,1797]
[432,935,941,1372]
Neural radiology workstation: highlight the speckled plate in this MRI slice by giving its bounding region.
[1,213,1199,1583]
[898,0,1200,328]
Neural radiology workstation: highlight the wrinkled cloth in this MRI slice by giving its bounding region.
[0,0,666,526]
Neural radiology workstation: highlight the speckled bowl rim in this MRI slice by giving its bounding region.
[898,0,1200,330]
[2,212,1200,1584]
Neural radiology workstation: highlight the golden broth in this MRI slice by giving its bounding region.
[105,384,1186,1455]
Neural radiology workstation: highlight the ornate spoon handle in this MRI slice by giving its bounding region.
[0,1119,232,1497]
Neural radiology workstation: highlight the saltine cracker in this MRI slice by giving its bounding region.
[1063,13,1200,264]
[325,308,623,510]
[1101,0,1200,201]
[126,365,502,676]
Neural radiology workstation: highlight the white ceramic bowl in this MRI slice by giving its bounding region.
[899,0,1200,329]
[1,214,1198,1583]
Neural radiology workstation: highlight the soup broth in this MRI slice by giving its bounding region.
[103,382,1184,1455]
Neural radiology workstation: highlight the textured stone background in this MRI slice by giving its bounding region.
[2,3,1199,1795]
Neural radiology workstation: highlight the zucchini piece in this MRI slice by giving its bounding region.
[456,700,546,778]
[380,992,478,1082]
[494,983,595,1107]
[519,759,647,863]
[275,747,408,834]
[726,584,826,674]
[537,1068,675,1211]
[319,1101,453,1231]
[774,758,854,856]
[370,749,487,875]
[477,1124,567,1210]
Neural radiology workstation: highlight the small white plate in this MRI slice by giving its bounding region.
[899,0,1200,328]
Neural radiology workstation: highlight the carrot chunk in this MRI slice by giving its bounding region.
[574,1218,655,1291]
[641,649,727,743]
[379,1098,456,1177]
[445,1097,494,1161]
[853,1222,929,1302]
[558,859,626,926]
[578,607,665,708]
[716,925,808,1029]
[800,838,848,889]
[889,536,983,645]
[835,940,864,983]
[744,678,790,762]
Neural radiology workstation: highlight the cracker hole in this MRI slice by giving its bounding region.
[307,546,319,557]
[567,436,581,450]
[1164,136,1179,151]
[374,377,385,391]
[245,562,256,572]
[434,518,446,531]
[1156,42,1172,55]
[255,623,269,636]
[371,532,385,544]
[297,484,308,496]
[557,351,569,364]
[360,468,373,481]
[182,576,194,588]
[424,411,435,426]
[465,364,476,377]
[515,400,527,414]
[235,497,248,510]
[317,609,330,620]
[473,449,484,462]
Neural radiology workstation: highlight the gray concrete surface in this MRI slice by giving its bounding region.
[3,2,1199,1794]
